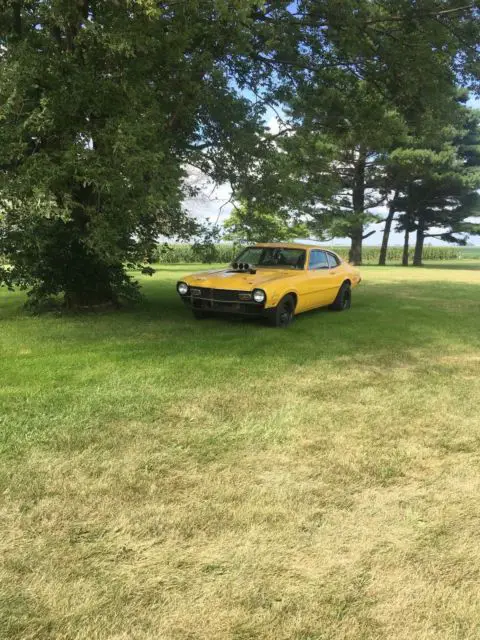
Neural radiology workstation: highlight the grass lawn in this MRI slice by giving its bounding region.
[1,262,480,639]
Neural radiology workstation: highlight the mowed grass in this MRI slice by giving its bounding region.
[1,262,480,640]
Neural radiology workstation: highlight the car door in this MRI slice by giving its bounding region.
[325,252,345,304]
[302,250,336,310]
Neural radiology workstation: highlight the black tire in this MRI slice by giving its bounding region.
[329,282,352,311]
[268,294,295,328]
[192,309,208,320]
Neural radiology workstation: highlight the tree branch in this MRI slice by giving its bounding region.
[424,232,450,238]
[365,194,389,209]
[265,127,294,140]
[365,3,475,25]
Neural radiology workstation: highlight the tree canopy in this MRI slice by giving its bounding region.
[0,0,268,306]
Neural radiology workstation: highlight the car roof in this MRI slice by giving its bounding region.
[254,242,337,252]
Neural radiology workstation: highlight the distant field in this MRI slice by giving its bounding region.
[458,246,480,259]
[324,245,480,261]
[155,243,480,264]
[1,262,480,639]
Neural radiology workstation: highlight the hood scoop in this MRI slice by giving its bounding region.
[229,262,256,275]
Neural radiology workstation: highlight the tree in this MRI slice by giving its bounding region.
[253,0,480,264]
[293,81,407,264]
[0,0,267,308]
[223,199,309,243]
[378,192,399,266]
[222,118,340,244]
[390,109,480,266]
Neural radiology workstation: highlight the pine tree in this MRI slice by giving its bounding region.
[391,109,480,266]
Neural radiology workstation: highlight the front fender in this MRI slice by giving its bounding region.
[265,287,299,309]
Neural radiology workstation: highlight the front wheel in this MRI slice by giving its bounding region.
[329,282,352,311]
[268,294,295,328]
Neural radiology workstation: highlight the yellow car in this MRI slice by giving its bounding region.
[176,243,362,327]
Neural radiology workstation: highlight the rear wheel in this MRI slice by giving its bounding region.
[329,282,352,311]
[268,294,295,328]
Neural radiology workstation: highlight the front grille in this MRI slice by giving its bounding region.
[191,287,250,302]
[214,289,249,301]
[182,287,265,315]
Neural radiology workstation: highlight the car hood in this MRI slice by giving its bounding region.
[184,268,300,290]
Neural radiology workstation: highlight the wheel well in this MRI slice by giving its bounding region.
[286,292,298,308]
[343,279,351,286]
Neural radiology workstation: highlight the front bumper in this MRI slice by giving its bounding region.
[178,287,271,318]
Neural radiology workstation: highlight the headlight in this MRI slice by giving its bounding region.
[177,282,189,295]
[252,288,266,303]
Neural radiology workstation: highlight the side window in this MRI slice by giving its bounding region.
[327,252,340,268]
[309,250,329,270]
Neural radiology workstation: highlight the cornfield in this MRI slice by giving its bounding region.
[153,243,462,264]
[326,246,461,263]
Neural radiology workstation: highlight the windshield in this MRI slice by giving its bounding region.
[235,247,306,270]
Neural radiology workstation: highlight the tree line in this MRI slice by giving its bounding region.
[224,100,480,266]
[0,1,479,307]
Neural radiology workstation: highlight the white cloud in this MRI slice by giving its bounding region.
[183,166,233,225]
[266,115,281,136]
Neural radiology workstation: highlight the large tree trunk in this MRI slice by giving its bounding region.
[379,196,397,266]
[402,224,409,266]
[413,216,426,266]
[349,223,363,265]
[348,147,366,265]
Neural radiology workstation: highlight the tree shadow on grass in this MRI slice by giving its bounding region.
[2,277,479,456]
[113,277,480,374]
[2,278,479,373]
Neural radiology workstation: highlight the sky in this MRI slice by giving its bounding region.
[183,97,480,247]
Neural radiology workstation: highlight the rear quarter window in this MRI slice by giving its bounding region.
[327,252,341,267]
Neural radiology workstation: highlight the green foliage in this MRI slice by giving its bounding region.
[390,107,480,263]
[250,1,480,264]
[223,200,309,243]
[0,0,264,307]
[2,0,480,300]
